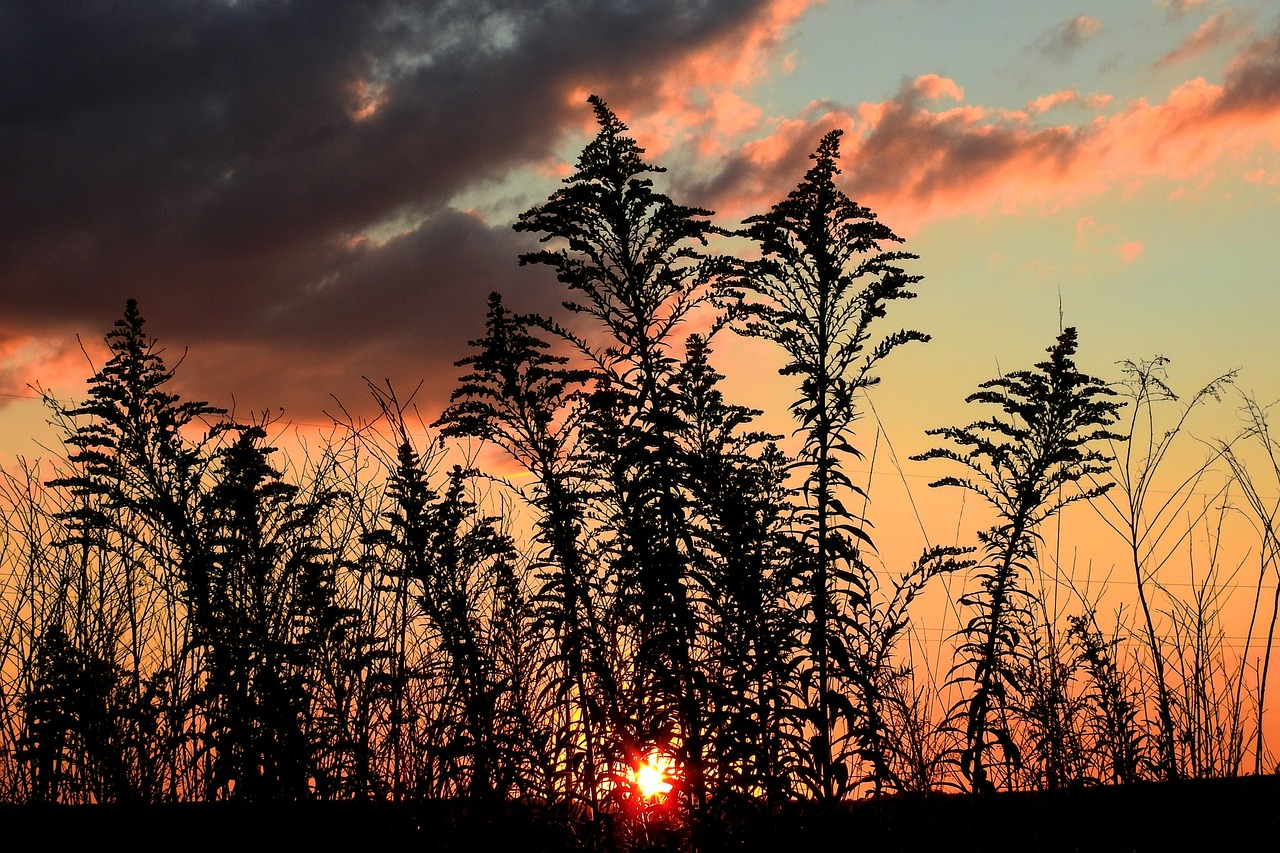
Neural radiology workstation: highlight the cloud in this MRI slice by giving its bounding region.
[1157,10,1252,66]
[598,0,814,158]
[1025,89,1113,115]
[1031,16,1104,61]
[1118,241,1145,263]
[1159,0,1211,23]
[6,0,1277,425]
[0,0,812,417]
[1244,166,1280,184]
[912,74,965,102]
[1215,20,1280,114]
[688,30,1280,230]
[0,332,96,405]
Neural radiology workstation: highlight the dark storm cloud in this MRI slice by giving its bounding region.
[166,209,565,419]
[273,208,561,355]
[0,0,777,411]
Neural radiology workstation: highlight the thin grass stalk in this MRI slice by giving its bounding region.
[1088,358,1234,779]
[1215,395,1280,773]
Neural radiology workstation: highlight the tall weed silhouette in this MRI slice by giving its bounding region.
[914,328,1123,792]
[732,128,953,798]
[515,95,725,815]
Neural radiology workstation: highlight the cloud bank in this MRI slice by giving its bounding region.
[0,0,811,413]
[2,1,1277,421]
[685,23,1280,232]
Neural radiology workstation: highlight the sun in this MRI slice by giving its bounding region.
[631,749,674,801]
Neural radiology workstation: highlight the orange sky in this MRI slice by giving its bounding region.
[3,0,1279,769]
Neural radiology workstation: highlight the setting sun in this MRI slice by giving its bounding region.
[631,750,674,801]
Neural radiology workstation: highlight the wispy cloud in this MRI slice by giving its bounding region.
[1031,16,1104,61]
[1118,241,1146,263]
[1159,0,1212,23]
[1025,89,1113,115]
[1157,9,1252,66]
[689,27,1280,229]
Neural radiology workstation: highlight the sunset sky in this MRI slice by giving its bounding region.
[3,0,1278,474]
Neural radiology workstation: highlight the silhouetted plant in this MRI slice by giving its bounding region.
[436,292,611,818]
[1067,608,1146,784]
[879,663,954,792]
[2,462,175,803]
[1012,614,1090,789]
[913,327,1123,793]
[291,425,402,801]
[17,624,146,803]
[1088,356,1235,780]
[189,422,347,801]
[1159,504,1251,779]
[855,543,971,793]
[515,94,724,814]
[43,299,226,800]
[732,128,934,799]
[1217,395,1280,774]
[366,392,531,801]
[670,333,803,806]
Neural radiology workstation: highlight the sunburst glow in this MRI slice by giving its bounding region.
[631,750,674,801]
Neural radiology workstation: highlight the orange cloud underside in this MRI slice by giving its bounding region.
[0,331,106,404]
[611,0,821,158]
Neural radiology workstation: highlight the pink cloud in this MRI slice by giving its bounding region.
[1026,89,1114,115]
[1118,241,1145,263]
[1161,0,1210,22]
[1027,90,1081,114]
[913,74,965,101]
[1076,217,1142,264]
[0,329,107,408]
[1157,10,1252,66]
[695,26,1280,231]
[1244,167,1280,184]
[611,0,820,157]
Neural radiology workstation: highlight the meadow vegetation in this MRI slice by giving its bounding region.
[0,97,1276,848]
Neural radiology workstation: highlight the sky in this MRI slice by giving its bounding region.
[2,0,1278,469]
[4,0,1279,762]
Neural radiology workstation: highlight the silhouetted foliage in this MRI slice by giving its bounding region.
[41,299,226,801]
[731,128,939,799]
[1089,357,1236,781]
[913,327,1124,793]
[516,95,726,815]
[1067,609,1146,784]
[17,624,154,803]
[366,391,533,802]
[48,298,224,571]
[0,100,1275,853]
[190,423,348,801]
[670,334,801,807]
[436,292,611,820]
